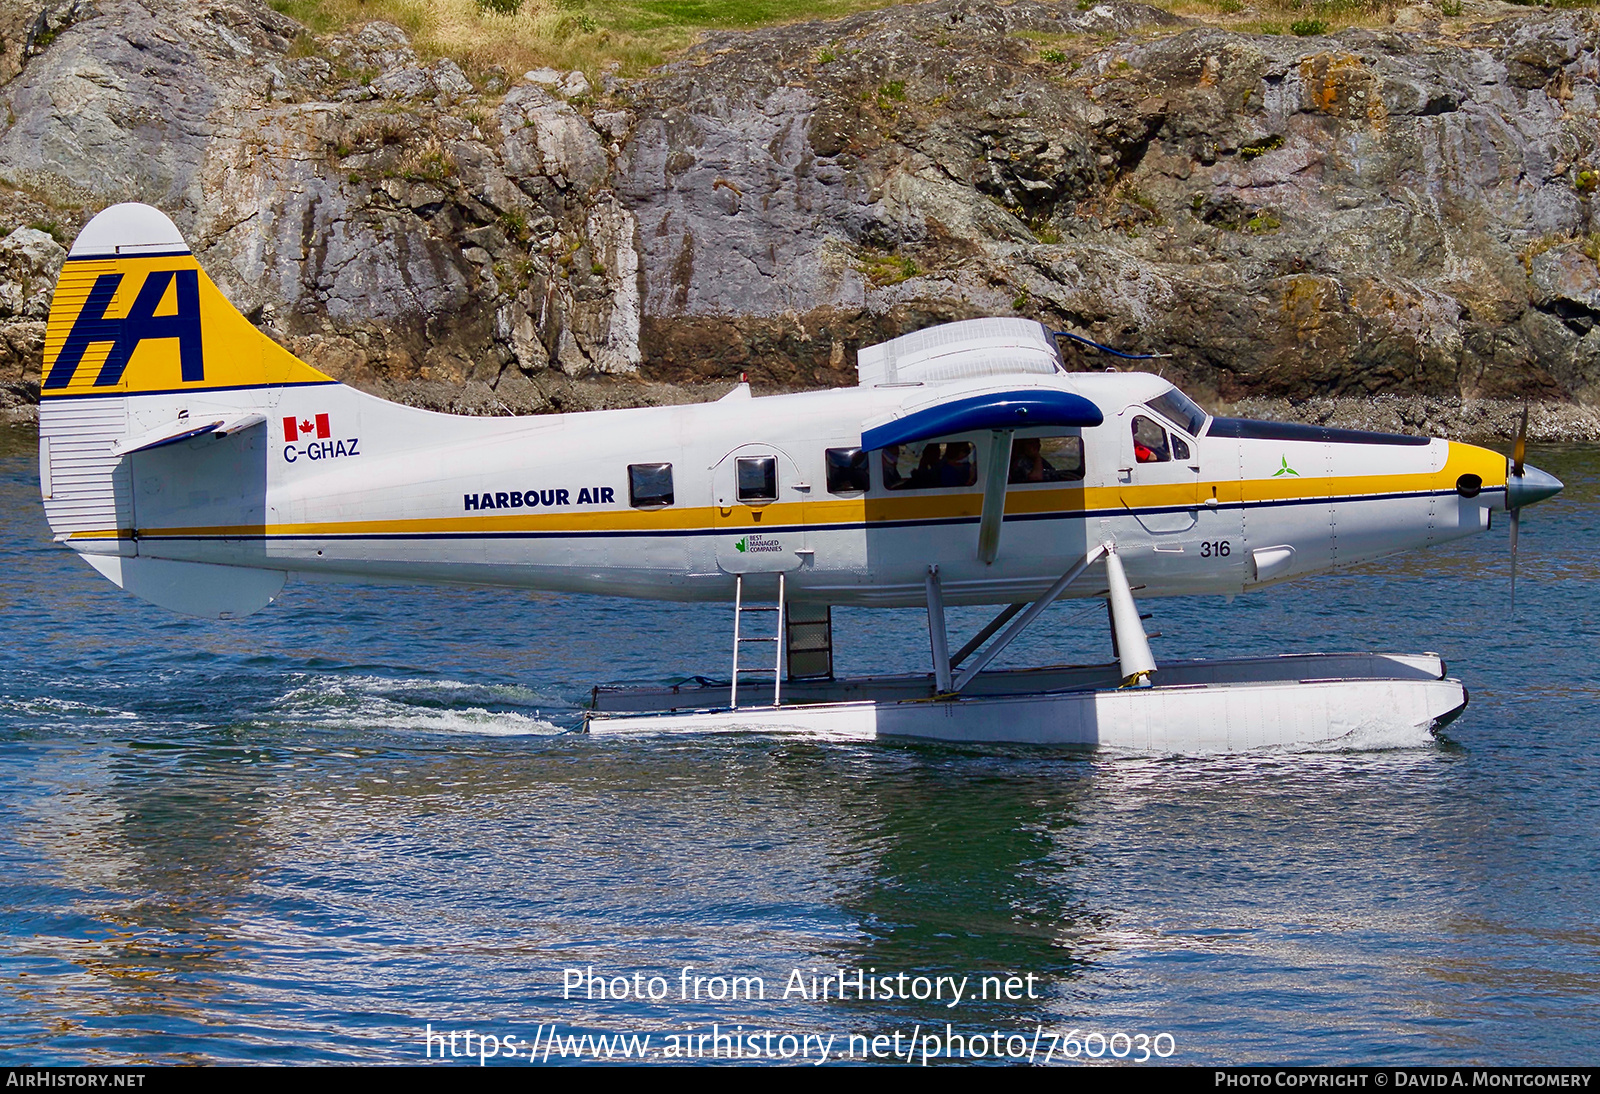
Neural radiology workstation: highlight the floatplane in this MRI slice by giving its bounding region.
[37,204,1564,751]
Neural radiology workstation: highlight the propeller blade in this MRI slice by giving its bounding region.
[1509,506,1520,615]
[1513,403,1528,479]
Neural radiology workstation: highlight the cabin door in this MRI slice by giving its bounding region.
[1116,406,1202,535]
[711,443,810,574]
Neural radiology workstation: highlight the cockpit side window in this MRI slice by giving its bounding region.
[1009,435,1085,483]
[736,456,779,502]
[1132,416,1172,463]
[878,442,978,491]
[628,463,674,507]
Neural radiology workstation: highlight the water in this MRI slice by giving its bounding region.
[1,423,1596,1065]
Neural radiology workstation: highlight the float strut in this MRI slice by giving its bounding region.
[950,545,1108,694]
[950,602,1025,668]
[1104,545,1156,687]
[926,565,952,694]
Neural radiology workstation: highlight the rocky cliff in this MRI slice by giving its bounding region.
[4,0,1600,438]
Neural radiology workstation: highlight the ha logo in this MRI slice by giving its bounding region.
[44,270,203,389]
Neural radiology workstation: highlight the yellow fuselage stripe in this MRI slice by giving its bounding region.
[68,454,1503,541]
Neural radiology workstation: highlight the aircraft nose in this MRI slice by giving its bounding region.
[1506,463,1563,510]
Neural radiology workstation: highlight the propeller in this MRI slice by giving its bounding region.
[1510,404,1526,613]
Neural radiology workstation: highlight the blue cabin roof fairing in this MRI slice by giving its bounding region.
[861,389,1104,450]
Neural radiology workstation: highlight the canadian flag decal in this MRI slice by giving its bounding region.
[283,413,330,442]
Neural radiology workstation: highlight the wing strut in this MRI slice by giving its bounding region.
[976,428,1014,564]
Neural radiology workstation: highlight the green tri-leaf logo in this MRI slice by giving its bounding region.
[1272,455,1300,477]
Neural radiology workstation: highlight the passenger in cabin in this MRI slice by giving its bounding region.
[1010,437,1053,483]
[1010,436,1087,483]
[880,442,981,490]
[940,442,976,487]
[909,444,943,489]
[881,445,904,490]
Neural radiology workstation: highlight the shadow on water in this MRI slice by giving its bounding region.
[812,748,1100,1025]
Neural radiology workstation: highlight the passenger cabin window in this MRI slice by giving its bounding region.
[1132,416,1172,464]
[628,462,674,508]
[825,447,869,493]
[1009,436,1085,483]
[879,442,978,490]
[736,456,778,503]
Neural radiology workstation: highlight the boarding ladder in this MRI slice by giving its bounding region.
[730,573,785,709]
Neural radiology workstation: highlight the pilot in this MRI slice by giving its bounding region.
[1010,437,1054,483]
[1133,416,1169,463]
[940,442,976,487]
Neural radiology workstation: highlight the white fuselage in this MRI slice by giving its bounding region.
[49,370,1502,609]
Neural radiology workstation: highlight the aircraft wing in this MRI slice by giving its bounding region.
[860,388,1103,450]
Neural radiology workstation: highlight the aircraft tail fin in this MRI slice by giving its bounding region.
[42,202,334,399]
[38,203,336,617]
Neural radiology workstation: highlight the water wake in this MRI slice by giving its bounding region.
[265,673,570,737]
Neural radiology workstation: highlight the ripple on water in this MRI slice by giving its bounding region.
[1,431,1597,1064]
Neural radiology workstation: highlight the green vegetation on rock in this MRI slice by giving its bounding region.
[856,248,920,287]
[266,0,1560,83]
[1239,134,1284,160]
[269,0,911,78]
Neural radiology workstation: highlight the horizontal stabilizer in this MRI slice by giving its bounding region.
[77,554,286,618]
[110,413,267,456]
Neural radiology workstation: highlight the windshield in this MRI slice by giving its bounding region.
[1148,387,1208,436]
